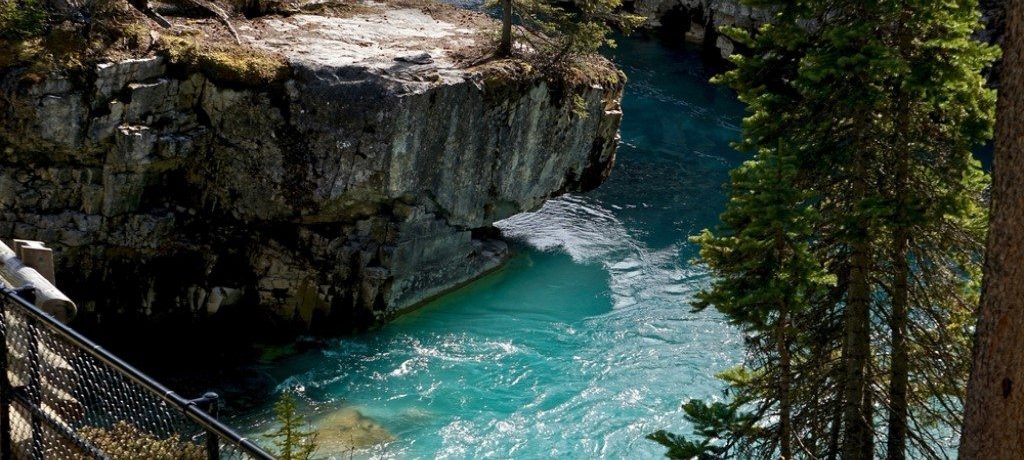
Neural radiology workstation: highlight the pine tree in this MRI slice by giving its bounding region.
[266,392,318,460]
[649,143,835,459]
[652,0,996,458]
[960,0,1024,457]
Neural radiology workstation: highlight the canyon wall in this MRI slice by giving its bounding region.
[629,0,770,58]
[0,9,624,332]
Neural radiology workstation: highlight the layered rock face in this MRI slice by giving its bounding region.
[629,0,770,58]
[0,9,624,332]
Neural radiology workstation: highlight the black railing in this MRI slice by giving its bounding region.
[0,285,276,460]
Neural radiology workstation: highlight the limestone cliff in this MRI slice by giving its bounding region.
[629,0,770,58]
[0,5,624,332]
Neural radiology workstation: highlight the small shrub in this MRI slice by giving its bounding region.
[0,0,151,72]
[571,94,589,119]
[0,0,48,40]
[266,392,318,460]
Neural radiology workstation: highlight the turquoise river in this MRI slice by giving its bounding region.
[239,36,749,459]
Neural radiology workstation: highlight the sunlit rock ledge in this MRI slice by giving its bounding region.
[0,0,625,333]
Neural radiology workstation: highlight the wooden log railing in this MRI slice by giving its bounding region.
[0,241,75,324]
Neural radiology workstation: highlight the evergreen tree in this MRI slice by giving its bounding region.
[266,392,318,460]
[652,0,996,458]
[960,0,1024,458]
[648,143,835,459]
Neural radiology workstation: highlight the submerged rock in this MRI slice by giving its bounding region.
[312,407,396,451]
[0,1,624,333]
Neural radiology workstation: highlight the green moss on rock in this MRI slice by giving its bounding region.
[157,34,290,87]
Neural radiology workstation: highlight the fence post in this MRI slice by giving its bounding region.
[27,313,42,460]
[0,292,11,460]
[191,392,221,460]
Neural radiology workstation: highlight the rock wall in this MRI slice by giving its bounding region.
[629,0,770,58]
[0,11,624,332]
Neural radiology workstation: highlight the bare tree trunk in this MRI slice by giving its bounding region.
[886,104,910,460]
[498,0,513,56]
[886,225,909,460]
[842,159,874,460]
[960,1,1024,458]
[827,396,841,460]
[842,244,874,460]
[772,170,794,459]
[777,304,793,460]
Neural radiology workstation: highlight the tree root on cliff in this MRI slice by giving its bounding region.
[129,0,241,44]
[128,0,173,27]
[184,0,241,43]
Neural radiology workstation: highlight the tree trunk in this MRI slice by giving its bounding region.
[842,161,874,460]
[498,0,513,56]
[772,175,793,459]
[842,243,874,460]
[886,223,909,460]
[827,396,841,460]
[960,0,1024,457]
[777,303,793,460]
[886,108,910,460]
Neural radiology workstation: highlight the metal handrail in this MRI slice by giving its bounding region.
[0,285,277,460]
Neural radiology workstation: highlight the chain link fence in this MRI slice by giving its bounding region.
[0,286,276,460]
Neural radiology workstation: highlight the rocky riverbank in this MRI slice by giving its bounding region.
[0,0,624,333]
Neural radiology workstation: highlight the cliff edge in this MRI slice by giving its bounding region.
[0,0,625,332]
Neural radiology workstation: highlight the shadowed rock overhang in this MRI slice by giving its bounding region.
[0,0,625,333]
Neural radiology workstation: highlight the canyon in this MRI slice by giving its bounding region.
[0,2,624,332]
